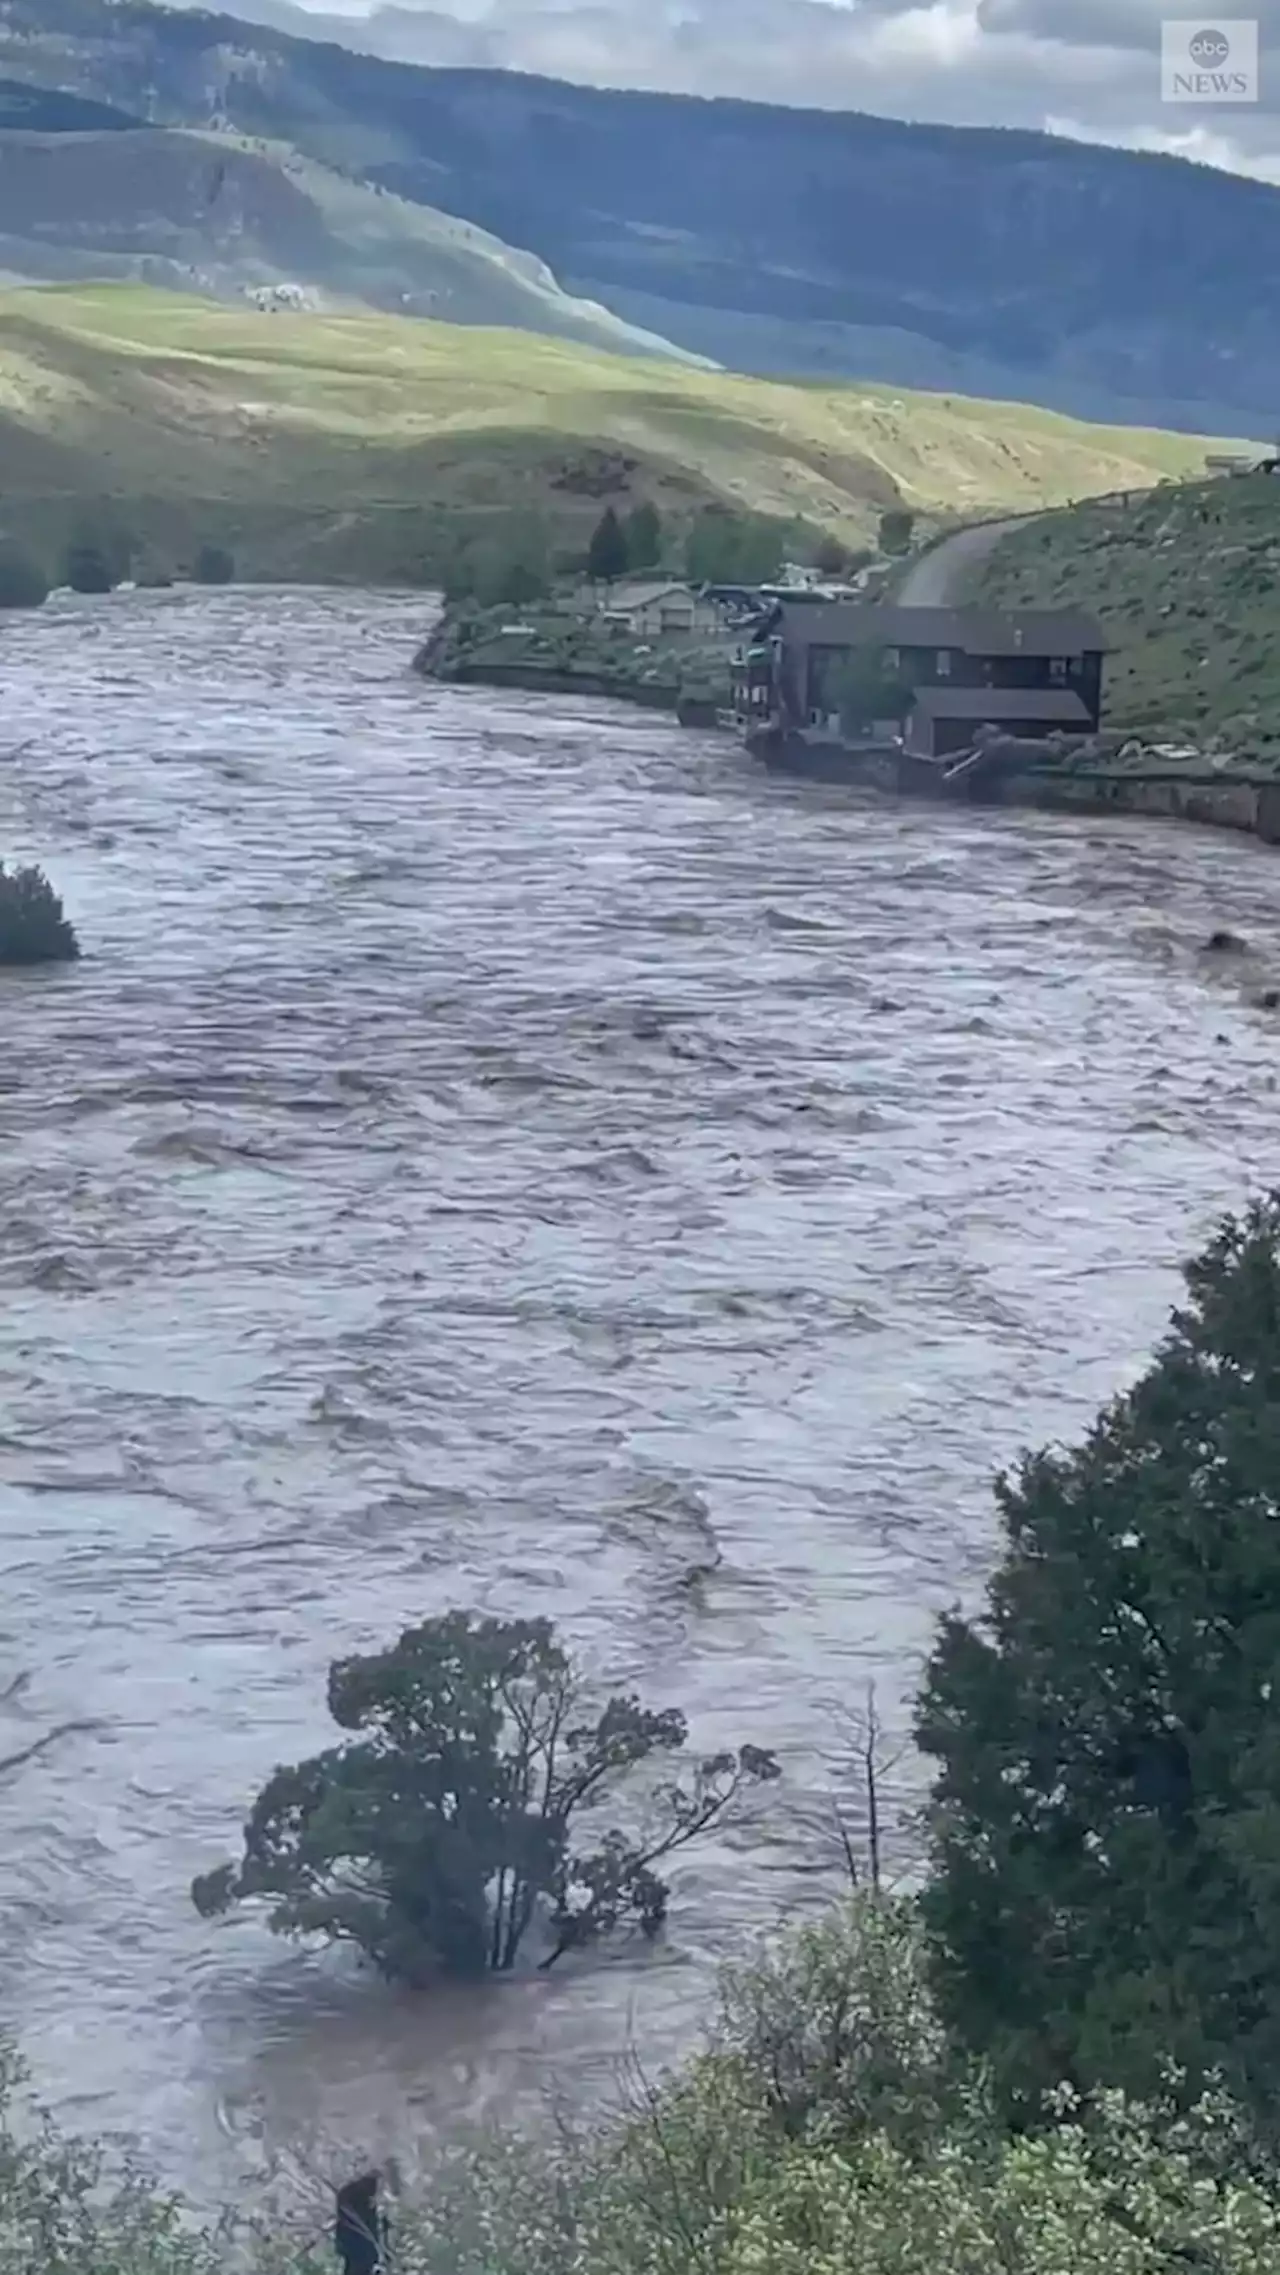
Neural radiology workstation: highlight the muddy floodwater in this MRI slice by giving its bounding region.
[0,585,1278,2204]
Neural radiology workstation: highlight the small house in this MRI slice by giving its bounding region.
[597,580,724,639]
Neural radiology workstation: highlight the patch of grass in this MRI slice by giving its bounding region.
[0,284,1242,586]
[974,472,1280,760]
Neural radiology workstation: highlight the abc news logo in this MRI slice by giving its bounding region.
[1161,18,1260,100]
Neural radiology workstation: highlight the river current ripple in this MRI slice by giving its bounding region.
[0,585,1277,2202]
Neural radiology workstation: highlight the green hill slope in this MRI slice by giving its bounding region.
[973,472,1280,760]
[0,283,1245,585]
[0,104,699,362]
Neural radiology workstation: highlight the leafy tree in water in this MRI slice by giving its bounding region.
[194,1610,778,1982]
[0,864,79,964]
[917,1193,1280,2124]
[0,541,48,610]
[587,505,629,584]
[625,500,663,570]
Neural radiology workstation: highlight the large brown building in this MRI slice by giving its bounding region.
[736,599,1109,755]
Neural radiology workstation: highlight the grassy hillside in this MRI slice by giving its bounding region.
[0,108,700,361]
[974,473,1280,762]
[6,0,1280,433]
[0,283,1239,585]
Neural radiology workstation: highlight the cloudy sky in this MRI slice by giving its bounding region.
[260,0,1280,180]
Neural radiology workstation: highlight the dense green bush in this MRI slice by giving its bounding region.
[63,542,114,595]
[0,2043,316,2275]
[383,1899,1280,2275]
[192,544,235,585]
[0,864,79,965]
[0,541,49,609]
[7,1897,1280,2274]
[878,507,916,554]
[684,505,788,584]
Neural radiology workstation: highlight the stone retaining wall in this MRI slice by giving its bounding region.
[1001,769,1280,843]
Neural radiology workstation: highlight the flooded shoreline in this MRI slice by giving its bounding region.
[0,585,1276,2203]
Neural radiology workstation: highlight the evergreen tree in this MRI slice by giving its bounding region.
[625,500,663,570]
[587,505,629,584]
[917,1193,1280,2123]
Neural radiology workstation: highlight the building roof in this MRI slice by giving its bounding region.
[603,579,701,610]
[774,599,1108,655]
[910,686,1094,724]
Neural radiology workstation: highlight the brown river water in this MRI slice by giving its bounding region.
[1,584,1278,2209]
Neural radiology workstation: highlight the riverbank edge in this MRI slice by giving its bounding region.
[412,598,737,727]
[753,730,1280,844]
[988,765,1280,841]
[414,648,728,726]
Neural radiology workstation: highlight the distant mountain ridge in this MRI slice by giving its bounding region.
[2,0,1280,433]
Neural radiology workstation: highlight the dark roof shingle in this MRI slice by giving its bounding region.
[775,600,1108,655]
[910,686,1093,723]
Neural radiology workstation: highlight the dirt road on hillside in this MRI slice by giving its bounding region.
[897,514,1030,605]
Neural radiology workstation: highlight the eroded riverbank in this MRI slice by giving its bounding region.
[1,585,1279,2204]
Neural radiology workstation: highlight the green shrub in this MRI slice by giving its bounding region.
[0,2043,312,2274]
[0,541,48,610]
[878,508,916,554]
[386,1896,1280,2275]
[192,544,235,585]
[63,543,114,596]
[0,864,79,965]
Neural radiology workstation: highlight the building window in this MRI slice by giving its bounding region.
[936,649,952,675]
[883,647,900,671]
[1049,657,1067,683]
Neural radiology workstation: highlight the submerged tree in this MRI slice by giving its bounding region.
[194,1611,778,1982]
[917,1193,1280,2123]
[0,865,80,965]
